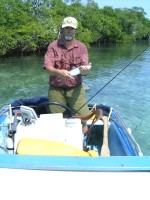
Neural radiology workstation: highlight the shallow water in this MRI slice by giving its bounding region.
[0,42,150,155]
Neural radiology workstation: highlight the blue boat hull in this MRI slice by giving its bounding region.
[0,154,150,172]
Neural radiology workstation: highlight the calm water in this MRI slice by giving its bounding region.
[0,42,150,155]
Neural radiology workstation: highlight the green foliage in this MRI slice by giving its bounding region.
[0,0,150,56]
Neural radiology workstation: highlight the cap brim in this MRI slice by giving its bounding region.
[62,24,77,29]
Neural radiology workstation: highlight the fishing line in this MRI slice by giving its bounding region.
[74,45,150,115]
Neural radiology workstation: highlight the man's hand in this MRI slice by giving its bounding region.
[58,69,75,80]
[79,63,91,75]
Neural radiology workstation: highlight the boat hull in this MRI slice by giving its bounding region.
[0,154,150,171]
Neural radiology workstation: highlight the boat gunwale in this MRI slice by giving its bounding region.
[0,154,150,172]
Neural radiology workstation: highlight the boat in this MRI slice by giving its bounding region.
[1,96,150,172]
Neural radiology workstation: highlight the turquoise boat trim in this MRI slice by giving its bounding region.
[0,155,150,172]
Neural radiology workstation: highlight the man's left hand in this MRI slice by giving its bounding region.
[79,63,91,75]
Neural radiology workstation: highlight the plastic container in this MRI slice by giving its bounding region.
[14,113,65,152]
[14,114,83,152]
[64,118,83,150]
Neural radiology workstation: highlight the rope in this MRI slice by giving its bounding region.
[89,104,97,113]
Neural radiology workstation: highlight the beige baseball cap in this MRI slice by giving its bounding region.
[62,17,78,29]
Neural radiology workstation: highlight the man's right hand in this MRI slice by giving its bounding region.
[58,69,75,80]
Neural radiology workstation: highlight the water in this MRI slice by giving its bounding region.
[0,42,150,155]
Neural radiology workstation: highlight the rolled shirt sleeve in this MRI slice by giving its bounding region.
[44,45,55,69]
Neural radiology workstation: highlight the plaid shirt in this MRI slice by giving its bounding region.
[44,39,88,88]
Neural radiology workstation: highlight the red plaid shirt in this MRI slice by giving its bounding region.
[44,39,88,88]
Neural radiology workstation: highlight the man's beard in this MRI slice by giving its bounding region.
[64,35,74,41]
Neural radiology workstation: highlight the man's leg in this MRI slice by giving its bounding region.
[48,86,67,113]
[66,84,90,133]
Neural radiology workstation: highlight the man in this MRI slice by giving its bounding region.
[44,16,91,133]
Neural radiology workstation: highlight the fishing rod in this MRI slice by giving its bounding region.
[74,45,150,115]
